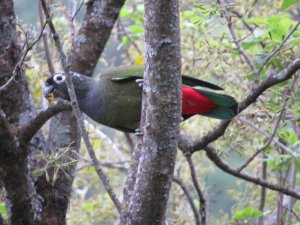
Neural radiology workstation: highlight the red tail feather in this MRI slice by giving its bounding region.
[182,86,218,116]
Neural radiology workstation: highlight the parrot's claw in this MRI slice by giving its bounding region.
[135,129,143,136]
[135,79,144,87]
[180,116,184,122]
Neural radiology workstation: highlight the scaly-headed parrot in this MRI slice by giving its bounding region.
[44,66,238,132]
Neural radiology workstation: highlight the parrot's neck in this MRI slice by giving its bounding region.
[77,82,104,123]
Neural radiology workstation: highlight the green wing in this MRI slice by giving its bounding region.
[101,66,223,90]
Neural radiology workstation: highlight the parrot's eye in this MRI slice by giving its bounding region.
[53,74,66,84]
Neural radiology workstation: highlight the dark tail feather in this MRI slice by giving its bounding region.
[196,89,238,120]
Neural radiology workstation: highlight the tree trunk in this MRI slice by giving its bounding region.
[121,0,181,224]
[0,1,45,224]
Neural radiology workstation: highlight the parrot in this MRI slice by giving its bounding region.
[43,66,238,133]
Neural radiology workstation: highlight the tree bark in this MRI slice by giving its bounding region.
[70,0,126,76]
[0,1,45,224]
[122,0,181,224]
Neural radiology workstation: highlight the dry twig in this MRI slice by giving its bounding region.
[186,154,206,225]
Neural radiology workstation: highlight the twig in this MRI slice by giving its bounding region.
[203,145,300,199]
[258,155,267,225]
[173,176,201,225]
[186,154,206,225]
[19,100,71,143]
[283,205,300,222]
[258,21,300,75]
[239,118,300,163]
[71,0,84,22]
[117,20,143,55]
[237,76,298,172]
[0,20,48,93]
[85,121,129,168]
[38,0,55,75]
[219,0,259,83]
[40,0,123,213]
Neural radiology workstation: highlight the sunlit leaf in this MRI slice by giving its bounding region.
[280,0,299,10]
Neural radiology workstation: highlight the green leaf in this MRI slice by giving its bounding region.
[281,0,299,10]
[129,25,144,34]
[232,207,263,221]
[281,130,298,145]
[0,202,7,219]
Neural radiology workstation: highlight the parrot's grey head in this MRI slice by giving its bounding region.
[44,72,89,101]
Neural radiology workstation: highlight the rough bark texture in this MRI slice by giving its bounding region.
[122,0,181,224]
[70,0,126,76]
[0,1,44,224]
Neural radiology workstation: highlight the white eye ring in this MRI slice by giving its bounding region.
[53,74,66,84]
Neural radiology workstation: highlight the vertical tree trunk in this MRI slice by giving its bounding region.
[122,0,181,224]
[0,1,44,224]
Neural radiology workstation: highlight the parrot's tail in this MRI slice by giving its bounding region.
[182,87,238,120]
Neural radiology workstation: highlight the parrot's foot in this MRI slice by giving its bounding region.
[135,79,144,87]
[135,129,143,136]
[180,116,184,122]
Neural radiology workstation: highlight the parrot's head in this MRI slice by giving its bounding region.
[44,72,89,101]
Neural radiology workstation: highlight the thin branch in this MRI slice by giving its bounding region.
[283,205,300,222]
[239,118,299,162]
[38,0,55,75]
[220,0,259,83]
[40,0,122,213]
[237,76,298,172]
[186,155,206,225]
[258,155,267,225]
[71,0,84,22]
[173,176,201,225]
[203,145,300,199]
[117,20,143,55]
[258,21,300,74]
[0,20,48,93]
[19,100,71,143]
[85,121,129,168]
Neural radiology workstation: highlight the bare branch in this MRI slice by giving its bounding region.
[258,157,267,225]
[186,155,206,225]
[40,0,122,213]
[239,118,299,161]
[71,0,84,22]
[116,20,143,55]
[258,21,300,74]
[19,100,71,143]
[0,20,48,93]
[237,75,299,172]
[38,0,55,75]
[220,0,259,83]
[204,145,300,199]
[173,176,201,225]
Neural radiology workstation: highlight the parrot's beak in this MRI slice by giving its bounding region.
[43,84,54,99]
